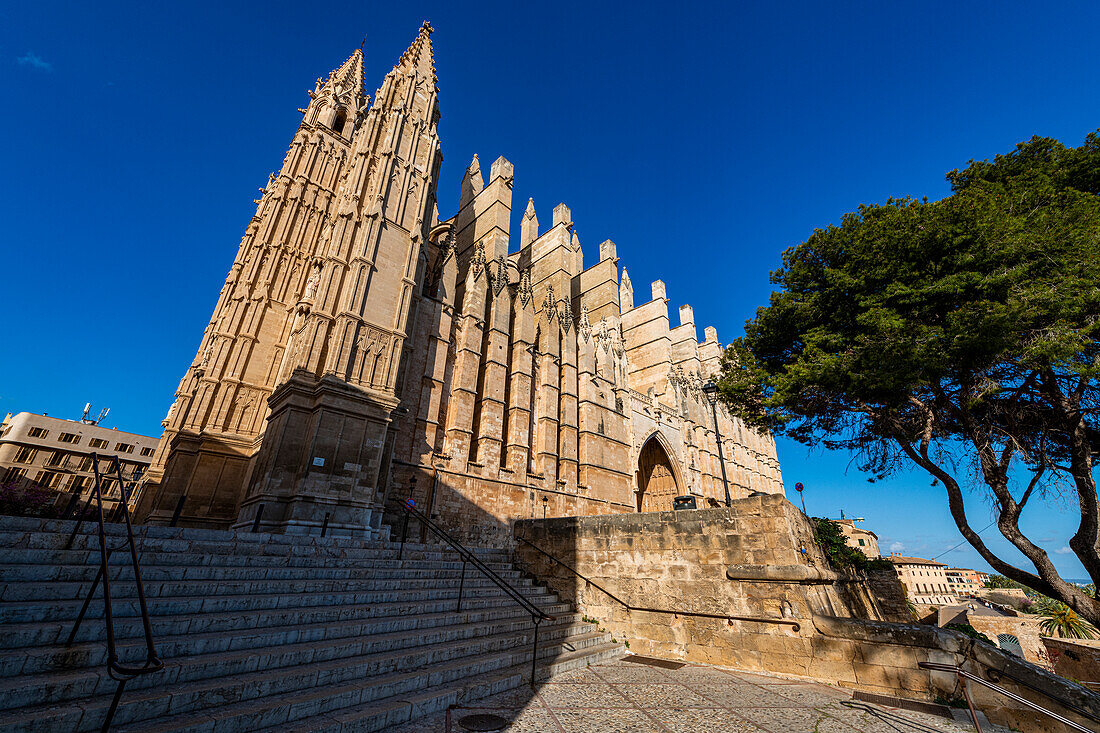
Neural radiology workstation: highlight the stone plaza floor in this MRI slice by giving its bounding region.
[392,656,996,733]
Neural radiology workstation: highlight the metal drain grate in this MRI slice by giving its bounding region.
[622,654,686,670]
[851,691,954,719]
[456,712,510,731]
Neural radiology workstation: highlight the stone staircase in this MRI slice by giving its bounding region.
[0,514,622,732]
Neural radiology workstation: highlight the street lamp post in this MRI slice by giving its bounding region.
[701,380,732,507]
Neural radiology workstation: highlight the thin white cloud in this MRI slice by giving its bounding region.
[1055,546,1072,555]
[889,541,905,553]
[16,52,52,71]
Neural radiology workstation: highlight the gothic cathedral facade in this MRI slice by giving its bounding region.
[134,23,784,542]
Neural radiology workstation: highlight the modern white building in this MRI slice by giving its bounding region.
[0,411,159,511]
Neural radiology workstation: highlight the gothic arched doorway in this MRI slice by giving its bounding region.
[636,435,680,512]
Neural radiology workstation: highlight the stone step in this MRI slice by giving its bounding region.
[0,555,519,581]
[0,536,509,568]
[5,607,592,679]
[0,571,537,602]
[0,598,573,651]
[0,517,509,561]
[0,612,596,711]
[266,643,626,733]
[0,582,559,625]
[0,626,616,732]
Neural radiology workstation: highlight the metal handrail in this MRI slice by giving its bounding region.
[399,501,554,685]
[918,661,1095,733]
[984,664,1100,726]
[64,454,164,731]
[515,535,801,632]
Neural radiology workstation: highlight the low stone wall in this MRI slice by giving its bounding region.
[385,461,633,546]
[1043,637,1100,688]
[513,499,1100,733]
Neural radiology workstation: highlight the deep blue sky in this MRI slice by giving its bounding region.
[2,1,1096,579]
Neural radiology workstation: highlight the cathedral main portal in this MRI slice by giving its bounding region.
[636,436,680,512]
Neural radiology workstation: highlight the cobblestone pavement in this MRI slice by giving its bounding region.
[391,656,992,732]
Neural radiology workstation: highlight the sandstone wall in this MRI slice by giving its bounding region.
[1043,637,1100,688]
[512,496,903,661]
[512,498,1100,733]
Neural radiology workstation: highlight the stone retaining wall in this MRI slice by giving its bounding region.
[513,498,1100,733]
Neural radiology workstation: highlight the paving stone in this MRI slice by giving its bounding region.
[611,682,715,709]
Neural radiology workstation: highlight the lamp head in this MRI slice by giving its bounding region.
[702,380,719,405]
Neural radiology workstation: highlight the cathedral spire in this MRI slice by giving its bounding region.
[393,20,436,83]
[313,48,366,111]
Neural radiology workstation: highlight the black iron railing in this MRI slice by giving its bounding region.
[64,454,164,731]
[400,501,555,685]
[515,535,802,632]
[918,661,1095,733]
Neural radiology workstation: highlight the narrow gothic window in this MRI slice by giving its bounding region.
[332,110,347,135]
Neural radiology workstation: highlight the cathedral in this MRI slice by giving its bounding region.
[133,22,784,542]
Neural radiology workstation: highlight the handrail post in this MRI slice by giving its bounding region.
[457,560,466,613]
[960,674,984,733]
[113,457,161,672]
[530,617,542,687]
[64,453,164,731]
[169,495,186,527]
[251,503,265,533]
[399,498,413,559]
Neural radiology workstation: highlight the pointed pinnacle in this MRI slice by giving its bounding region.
[524,198,536,218]
[394,20,436,82]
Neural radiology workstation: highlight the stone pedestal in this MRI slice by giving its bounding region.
[234,370,396,538]
[136,431,257,529]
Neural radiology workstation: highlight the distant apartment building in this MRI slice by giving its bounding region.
[836,519,880,558]
[0,412,159,510]
[888,555,957,605]
[945,567,985,597]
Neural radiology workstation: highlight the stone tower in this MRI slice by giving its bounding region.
[135,23,441,535]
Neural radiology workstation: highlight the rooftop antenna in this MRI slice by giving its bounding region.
[95,407,110,426]
[81,403,92,422]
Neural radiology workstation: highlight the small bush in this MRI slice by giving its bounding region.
[812,518,890,573]
[945,622,994,645]
[0,481,64,518]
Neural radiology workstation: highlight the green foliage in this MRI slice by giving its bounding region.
[1033,598,1100,639]
[719,130,1100,623]
[986,575,1033,592]
[0,481,71,519]
[944,622,994,645]
[933,694,970,710]
[811,517,892,573]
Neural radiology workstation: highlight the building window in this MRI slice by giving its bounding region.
[114,443,134,454]
[89,438,108,449]
[140,447,155,457]
[58,432,80,444]
[13,447,37,464]
[36,471,64,489]
[332,109,347,135]
[27,427,49,438]
[858,539,865,546]
[2,467,27,483]
[46,451,67,468]
[70,476,88,491]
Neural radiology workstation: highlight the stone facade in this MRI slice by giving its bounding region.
[134,23,783,539]
[889,554,957,605]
